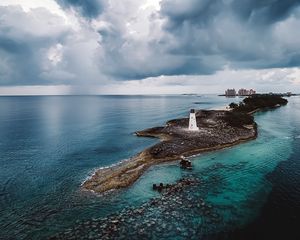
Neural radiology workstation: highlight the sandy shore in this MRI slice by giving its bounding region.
[82,110,257,194]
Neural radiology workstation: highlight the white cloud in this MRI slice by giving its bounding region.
[0,85,71,95]
[0,0,68,19]
[287,68,300,85]
[140,0,162,11]
[47,44,63,66]
[0,4,103,86]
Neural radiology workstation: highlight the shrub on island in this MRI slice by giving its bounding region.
[229,94,288,113]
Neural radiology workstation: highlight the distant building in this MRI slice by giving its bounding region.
[224,88,256,96]
[238,88,249,96]
[238,88,256,96]
[225,89,236,96]
[249,89,256,95]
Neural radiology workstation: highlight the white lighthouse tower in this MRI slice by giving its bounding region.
[188,109,199,131]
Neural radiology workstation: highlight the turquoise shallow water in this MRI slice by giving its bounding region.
[0,95,299,239]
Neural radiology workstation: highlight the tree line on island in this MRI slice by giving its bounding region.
[224,94,288,128]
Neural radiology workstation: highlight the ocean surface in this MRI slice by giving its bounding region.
[0,95,299,239]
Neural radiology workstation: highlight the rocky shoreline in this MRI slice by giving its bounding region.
[82,109,257,194]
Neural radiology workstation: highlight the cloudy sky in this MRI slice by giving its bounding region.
[0,0,300,95]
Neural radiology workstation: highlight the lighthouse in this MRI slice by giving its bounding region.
[188,109,199,131]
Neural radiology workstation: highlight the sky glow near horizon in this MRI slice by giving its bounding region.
[0,0,300,95]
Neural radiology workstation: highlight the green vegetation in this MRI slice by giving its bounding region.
[224,94,288,127]
[229,102,238,109]
[229,94,288,113]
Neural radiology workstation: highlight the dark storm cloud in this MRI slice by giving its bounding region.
[56,0,104,18]
[160,0,220,26]
[96,0,300,81]
[232,0,300,24]
[0,35,39,85]
[153,0,300,76]
[161,0,300,26]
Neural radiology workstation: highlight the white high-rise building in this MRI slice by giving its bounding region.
[188,109,199,131]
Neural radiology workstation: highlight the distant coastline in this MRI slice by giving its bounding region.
[219,92,298,97]
[82,95,288,194]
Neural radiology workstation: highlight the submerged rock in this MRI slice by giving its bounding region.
[50,176,228,240]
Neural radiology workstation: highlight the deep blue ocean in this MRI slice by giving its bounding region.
[0,95,299,239]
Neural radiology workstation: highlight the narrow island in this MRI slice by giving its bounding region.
[82,95,288,194]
